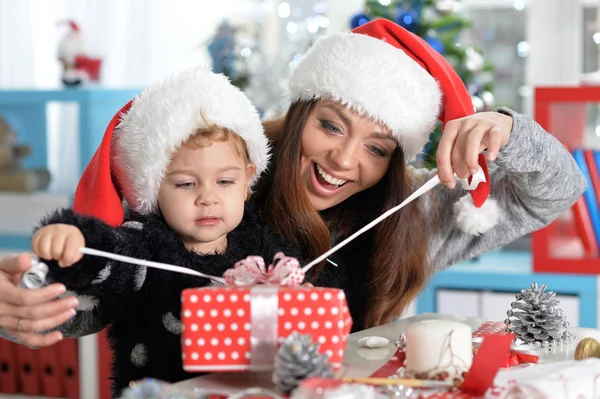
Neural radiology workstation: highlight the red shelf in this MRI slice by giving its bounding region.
[532,86,600,274]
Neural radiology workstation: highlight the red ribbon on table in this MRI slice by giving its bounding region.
[369,333,514,396]
[460,333,514,395]
[505,350,539,367]
[369,348,406,378]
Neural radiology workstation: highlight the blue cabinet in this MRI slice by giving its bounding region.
[0,87,142,251]
[0,88,142,172]
[416,251,598,328]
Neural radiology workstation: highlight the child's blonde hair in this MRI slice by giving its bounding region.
[181,110,253,167]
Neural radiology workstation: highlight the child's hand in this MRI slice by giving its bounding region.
[32,224,85,267]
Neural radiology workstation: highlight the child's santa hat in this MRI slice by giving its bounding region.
[73,67,269,226]
[287,18,499,235]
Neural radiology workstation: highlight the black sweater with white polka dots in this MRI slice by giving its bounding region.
[37,209,301,397]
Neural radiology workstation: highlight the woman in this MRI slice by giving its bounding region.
[0,19,586,346]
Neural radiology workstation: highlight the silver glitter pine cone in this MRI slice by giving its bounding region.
[272,332,334,394]
[506,282,575,346]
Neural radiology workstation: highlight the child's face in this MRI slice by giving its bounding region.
[157,140,255,254]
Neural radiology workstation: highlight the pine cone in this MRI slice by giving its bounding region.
[272,332,334,394]
[505,282,575,347]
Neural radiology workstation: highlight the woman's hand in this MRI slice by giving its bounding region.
[436,111,513,189]
[32,224,85,267]
[0,253,78,347]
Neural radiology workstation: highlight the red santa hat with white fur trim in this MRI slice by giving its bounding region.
[288,18,499,235]
[73,67,269,226]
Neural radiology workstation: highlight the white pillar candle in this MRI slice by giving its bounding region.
[405,319,473,380]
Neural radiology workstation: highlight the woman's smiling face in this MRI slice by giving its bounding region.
[299,100,398,210]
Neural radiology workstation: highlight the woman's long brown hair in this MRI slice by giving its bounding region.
[259,101,331,269]
[259,100,429,328]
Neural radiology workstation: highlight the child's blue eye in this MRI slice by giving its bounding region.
[218,180,234,186]
[175,182,195,189]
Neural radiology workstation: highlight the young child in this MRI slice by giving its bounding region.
[30,67,299,396]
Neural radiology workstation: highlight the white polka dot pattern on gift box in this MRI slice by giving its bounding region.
[180,286,352,372]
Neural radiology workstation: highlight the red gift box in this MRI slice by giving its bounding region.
[181,286,352,372]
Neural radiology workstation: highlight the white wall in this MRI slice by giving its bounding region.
[0,0,285,88]
[0,0,359,89]
[524,0,584,115]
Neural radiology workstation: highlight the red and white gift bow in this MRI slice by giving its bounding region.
[223,252,305,286]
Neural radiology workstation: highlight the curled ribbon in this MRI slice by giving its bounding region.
[458,166,487,191]
[505,351,539,367]
[223,252,305,287]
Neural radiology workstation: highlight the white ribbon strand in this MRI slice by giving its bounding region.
[78,247,226,285]
[68,174,442,285]
[301,174,441,274]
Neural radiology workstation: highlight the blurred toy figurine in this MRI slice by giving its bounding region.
[57,20,103,86]
[208,20,237,78]
[0,117,50,191]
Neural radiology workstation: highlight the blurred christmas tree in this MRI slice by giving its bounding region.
[207,21,249,90]
[350,0,496,168]
[205,2,329,119]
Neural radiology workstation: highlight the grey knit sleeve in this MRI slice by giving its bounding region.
[411,107,586,273]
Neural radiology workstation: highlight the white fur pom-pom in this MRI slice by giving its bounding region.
[454,195,500,236]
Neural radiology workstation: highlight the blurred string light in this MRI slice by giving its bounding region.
[379,0,391,5]
[280,1,329,40]
[513,0,525,11]
[240,47,252,58]
[593,32,600,45]
[402,13,414,27]
[226,0,330,118]
[278,2,291,18]
[517,41,529,57]
[287,21,299,34]
[517,86,531,98]
[307,18,320,33]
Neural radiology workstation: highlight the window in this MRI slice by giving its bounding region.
[460,2,527,113]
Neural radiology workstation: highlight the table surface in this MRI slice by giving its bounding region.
[172,313,600,395]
